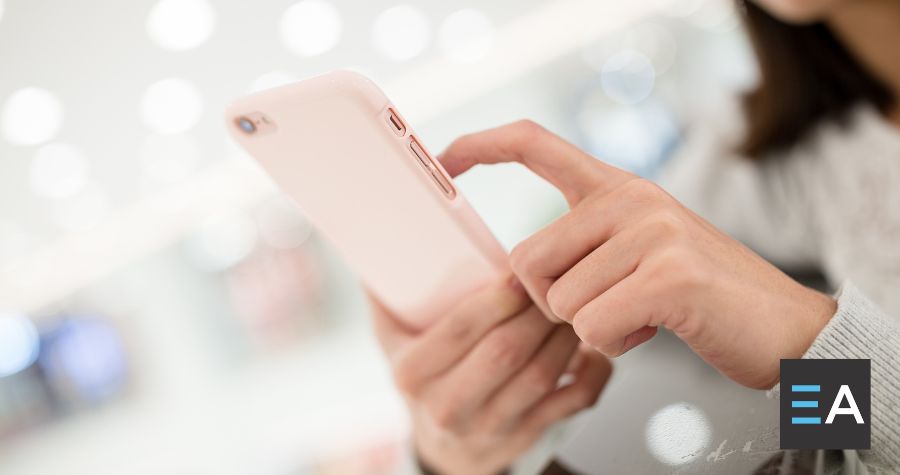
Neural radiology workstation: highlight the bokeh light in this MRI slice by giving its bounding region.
[39,316,128,401]
[249,71,298,93]
[146,0,216,51]
[280,0,342,57]
[631,24,677,74]
[1,87,64,146]
[372,5,431,62]
[582,23,677,76]
[139,133,200,184]
[187,212,258,271]
[30,143,90,200]
[438,9,494,63]
[52,187,111,233]
[644,402,711,465]
[577,102,678,174]
[600,50,656,105]
[0,2,765,473]
[0,312,40,378]
[140,78,204,134]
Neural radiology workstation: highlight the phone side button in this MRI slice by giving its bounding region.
[409,136,456,199]
[430,169,456,199]
[408,138,431,169]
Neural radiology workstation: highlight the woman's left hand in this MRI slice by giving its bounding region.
[440,120,837,389]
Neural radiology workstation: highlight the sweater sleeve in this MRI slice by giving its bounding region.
[803,281,900,471]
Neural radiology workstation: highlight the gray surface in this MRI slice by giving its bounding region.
[557,330,781,474]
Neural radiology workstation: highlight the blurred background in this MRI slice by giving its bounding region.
[0,0,755,473]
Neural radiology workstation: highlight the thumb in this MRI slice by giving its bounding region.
[438,120,632,206]
[366,288,416,355]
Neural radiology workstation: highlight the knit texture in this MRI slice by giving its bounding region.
[804,281,900,472]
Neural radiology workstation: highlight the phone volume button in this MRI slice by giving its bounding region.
[408,137,456,199]
[430,169,456,199]
[408,138,431,170]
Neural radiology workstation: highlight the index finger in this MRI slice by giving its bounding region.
[438,120,632,206]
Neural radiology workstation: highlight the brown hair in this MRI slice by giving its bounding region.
[738,1,894,158]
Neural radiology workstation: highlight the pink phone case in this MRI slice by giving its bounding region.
[225,71,508,329]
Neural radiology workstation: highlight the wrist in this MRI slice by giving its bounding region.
[791,285,837,357]
[413,438,509,475]
[771,284,837,382]
[752,283,837,389]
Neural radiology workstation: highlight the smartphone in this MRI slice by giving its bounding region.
[225,71,508,329]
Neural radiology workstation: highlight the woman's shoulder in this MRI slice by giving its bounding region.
[669,93,900,172]
[810,105,900,155]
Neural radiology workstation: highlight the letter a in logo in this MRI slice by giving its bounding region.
[826,385,864,424]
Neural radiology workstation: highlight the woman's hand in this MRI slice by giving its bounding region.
[439,120,837,389]
[370,276,611,475]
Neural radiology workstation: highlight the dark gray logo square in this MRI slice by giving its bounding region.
[780,359,870,449]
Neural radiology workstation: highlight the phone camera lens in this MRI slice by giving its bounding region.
[237,117,256,134]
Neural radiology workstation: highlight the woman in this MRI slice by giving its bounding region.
[373,0,900,473]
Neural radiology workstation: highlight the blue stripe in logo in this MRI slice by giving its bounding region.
[791,400,818,408]
[791,385,821,392]
[791,417,822,425]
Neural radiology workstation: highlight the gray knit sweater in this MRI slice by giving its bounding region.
[660,99,900,472]
[804,283,900,471]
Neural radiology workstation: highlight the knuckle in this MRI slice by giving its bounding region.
[509,242,535,276]
[485,334,528,372]
[653,246,690,271]
[445,318,474,343]
[392,357,418,396]
[490,288,529,321]
[620,178,663,202]
[646,210,685,238]
[545,283,573,321]
[512,119,547,143]
[428,400,459,431]
[475,415,500,436]
[679,262,711,290]
[575,384,602,408]
[572,315,604,351]
[654,248,709,290]
[523,363,559,395]
[573,320,626,358]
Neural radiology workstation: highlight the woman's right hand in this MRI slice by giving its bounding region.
[370,276,612,475]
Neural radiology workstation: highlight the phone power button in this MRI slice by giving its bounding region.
[409,137,456,199]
